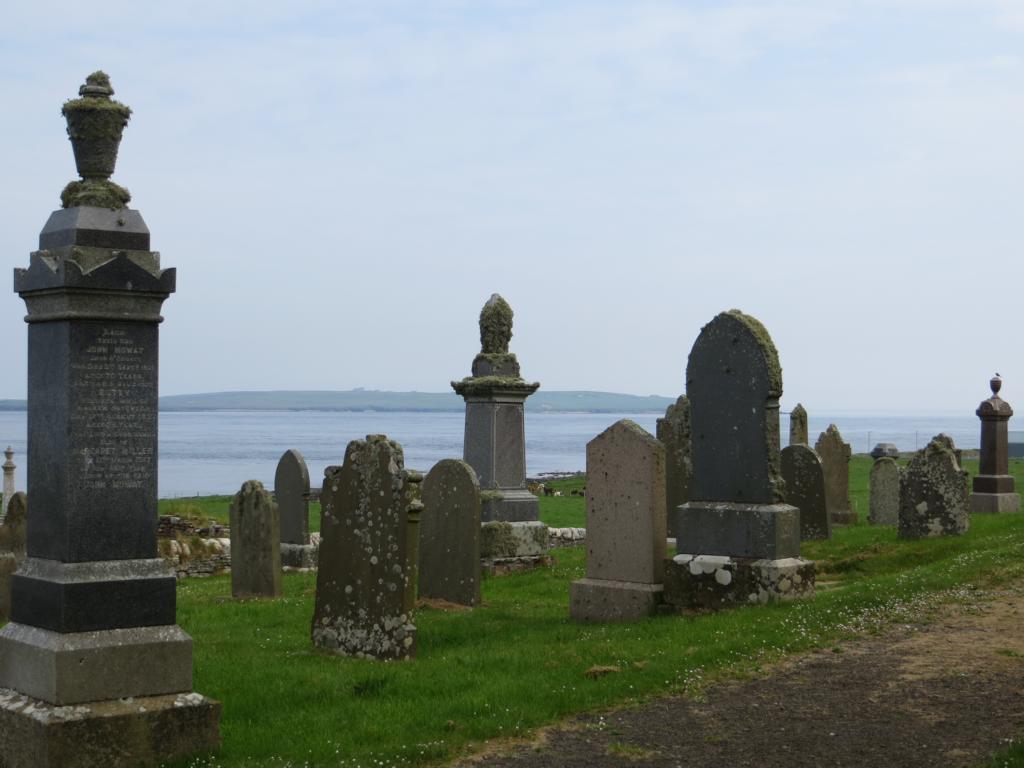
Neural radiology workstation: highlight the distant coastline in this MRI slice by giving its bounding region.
[0,389,678,414]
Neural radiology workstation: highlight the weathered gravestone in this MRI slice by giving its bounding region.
[789,403,808,446]
[781,444,830,540]
[312,435,417,660]
[871,443,899,460]
[275,449,316,568]
[969,376,1020,513]
[664,310,814,610]
[229,480,282,598]
[0,72,219,768]
[816,424,856,524]
[656,395,691,542]
[2,448,15,519]
[419,459,481,607]
[0,493,27,622]
[869,457,900,525]
[899,434,969,539]
[404,470,424,613]
[571,420,666,620]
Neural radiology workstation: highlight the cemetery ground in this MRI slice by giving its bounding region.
[71,458,1024,766]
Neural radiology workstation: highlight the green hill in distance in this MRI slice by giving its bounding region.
[157,389,676,413]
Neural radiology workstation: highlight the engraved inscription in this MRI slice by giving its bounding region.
[70,326,156,491]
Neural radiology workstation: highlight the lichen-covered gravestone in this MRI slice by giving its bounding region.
[899,434,969,539]
[816,424,855,524]
[789,403,808,446]
[571,420,666,620]
[869,457,900,525]
[312,435,417,660]
[275,449,316,568]
[229,480,282,598]
[419,459,481,607]
[781,444,830,540]
[969,376,1020,513]
[664,310,814,610]
[0,493,27,621]
[656,395,691,542]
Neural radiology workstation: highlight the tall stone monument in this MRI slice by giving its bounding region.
[570,420,666,621]
[656,395,691,542]
[0,72,219,766]
[275,449,316,567]
[452,294,540,522]
[899,434,969,539]
[229,480,282,599]
[969,376,1020,513]
[789,403,808,446]
[663,310,814,610]
[780,444,830,540]
[2,447,15,519]
[419,459,482,607]
[816,424,856,524]
[312,435,417,660]
[452,294,547,565]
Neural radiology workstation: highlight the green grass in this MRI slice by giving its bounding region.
[159,496,323,534]
[161,460,1024,767]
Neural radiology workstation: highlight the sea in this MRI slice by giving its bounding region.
[0,410,984,498]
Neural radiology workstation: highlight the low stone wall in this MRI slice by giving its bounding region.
[547,527,586,548]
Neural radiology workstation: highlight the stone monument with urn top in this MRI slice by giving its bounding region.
[0,72,220,767]
[969,375,1020,514]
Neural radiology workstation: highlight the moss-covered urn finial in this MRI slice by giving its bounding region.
[59,71,133,209]
[479,294,513,354]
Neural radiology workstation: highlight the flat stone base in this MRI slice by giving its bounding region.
[676,502,801,560]
[830,510,858,525]
[280,542,318,569]
[569,578,662,621]
[0,687,220,768]
[0,623,193,705]
[480,520,549,559]
[481,489,540,523]
[663,554,815,611]
[481,555,552,576]
[969,492,1021,514]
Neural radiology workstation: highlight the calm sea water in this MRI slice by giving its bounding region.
[0,410,981,497]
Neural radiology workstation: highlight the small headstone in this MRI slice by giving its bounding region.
[781,445,830,540]
[665,310,814,610]
[656,395,691,542]
[2,447,15,520]
[898,434,969,539]
[869,457,900,525]
[229,480,282,598]
[789,403,808,446]
[816,424,855,524]
[419,460,481,607]
[312,435,416,660]
[0,492,27,621]
[969,375,1020,513]
[870,443,899,460]
[571,420,666,621]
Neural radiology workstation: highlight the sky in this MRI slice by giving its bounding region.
[0,1,1021,413]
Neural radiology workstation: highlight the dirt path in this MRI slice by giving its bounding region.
[458,586,1024,768]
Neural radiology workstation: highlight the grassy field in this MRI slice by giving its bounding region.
[144,456,1024,767]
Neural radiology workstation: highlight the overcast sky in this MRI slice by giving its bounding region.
[0,1,1021,413]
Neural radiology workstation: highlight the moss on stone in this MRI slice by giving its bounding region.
[451,376,539,397]
[60,179,131,209]
[61,71,132,125]
[724,309,783,396]
[479,294,513,354]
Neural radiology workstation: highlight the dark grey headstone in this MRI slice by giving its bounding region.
[687,310,785,504]
[869,457,900,525]
[312,435,416,660]
[419,459,481,607]
[275,449,310,545]
[2,492,27,558]
[789,403,808,446]
[781,445,830,540]
[870,443,900,460]
[899,434,969,539]
[656,395,691,541]
[815,425,855,524]
[229,480,281,598]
